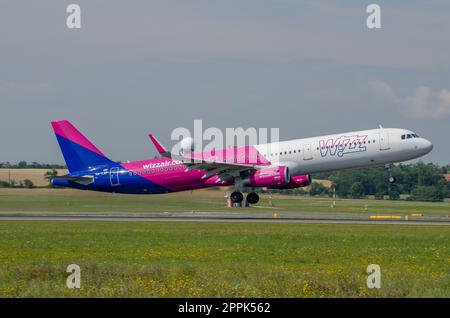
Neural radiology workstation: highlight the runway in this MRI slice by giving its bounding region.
[0,212,450,226]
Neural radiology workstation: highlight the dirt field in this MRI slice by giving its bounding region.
[0,169,68,187]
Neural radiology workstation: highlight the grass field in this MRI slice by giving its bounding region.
[0,221,448,297]
[0,188,449,215]
[0,189,448,298]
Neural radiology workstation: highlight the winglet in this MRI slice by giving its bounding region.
[148,134,170,156]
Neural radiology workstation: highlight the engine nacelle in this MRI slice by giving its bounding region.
[247,166,290,187]
[271,174,312,189]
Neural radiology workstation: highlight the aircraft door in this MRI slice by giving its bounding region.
[110,167,120,186]
[379,131,390,151]
[303,144,313,160]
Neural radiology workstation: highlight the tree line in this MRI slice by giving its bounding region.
[314,162,449,202]
[262,162,450,202]
[0,161,66,169]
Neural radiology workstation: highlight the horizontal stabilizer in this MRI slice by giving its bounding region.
[51,175,94,186]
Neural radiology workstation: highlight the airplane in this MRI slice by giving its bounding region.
[50,120,433,204]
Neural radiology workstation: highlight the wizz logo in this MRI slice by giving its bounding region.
[319,135,368,157]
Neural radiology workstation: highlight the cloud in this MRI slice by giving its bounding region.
[370,80,395,99]
[406,86,450,119]
[370,81,450,119]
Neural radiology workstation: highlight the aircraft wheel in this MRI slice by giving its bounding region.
[388,176,396,184]
[230,191,244,203]
[246,192,259,204]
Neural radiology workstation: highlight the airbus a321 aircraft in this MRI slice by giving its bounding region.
[51,120,433,204]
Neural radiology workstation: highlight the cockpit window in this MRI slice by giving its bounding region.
[402,133,420,140]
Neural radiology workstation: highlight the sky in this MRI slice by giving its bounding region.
[1,0,449,164]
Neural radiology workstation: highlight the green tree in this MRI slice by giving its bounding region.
[388,188,400,200]
[309,182,330,196]
[350,182,365,199]
[17,161,27,168]
[44,169,58,186]
[23,179,35,189]
[0,180,10,188]
[408,186,444,202]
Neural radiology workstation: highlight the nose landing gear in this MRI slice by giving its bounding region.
[385,163,397,184]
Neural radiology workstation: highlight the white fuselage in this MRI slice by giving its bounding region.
[255,128,433,175]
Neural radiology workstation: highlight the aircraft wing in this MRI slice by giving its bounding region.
[50,175,94,185]
[170,152,258,179]
[148,134,257,178]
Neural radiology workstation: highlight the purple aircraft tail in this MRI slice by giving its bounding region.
[51,120,113,172]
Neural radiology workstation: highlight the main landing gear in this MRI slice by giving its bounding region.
[230,191,244,204]
[246,192,260,204]
[230,191,259,205]
[385,163,396,184]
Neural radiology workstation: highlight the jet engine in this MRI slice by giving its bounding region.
[246,166,290,187]
[271,174,312,189]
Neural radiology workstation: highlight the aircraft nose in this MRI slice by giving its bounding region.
[419,138,433,154]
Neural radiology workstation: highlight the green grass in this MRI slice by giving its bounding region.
[0,221,448,297]
[0,189,449,214]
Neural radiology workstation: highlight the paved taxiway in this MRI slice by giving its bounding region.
[0,213,449,225]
